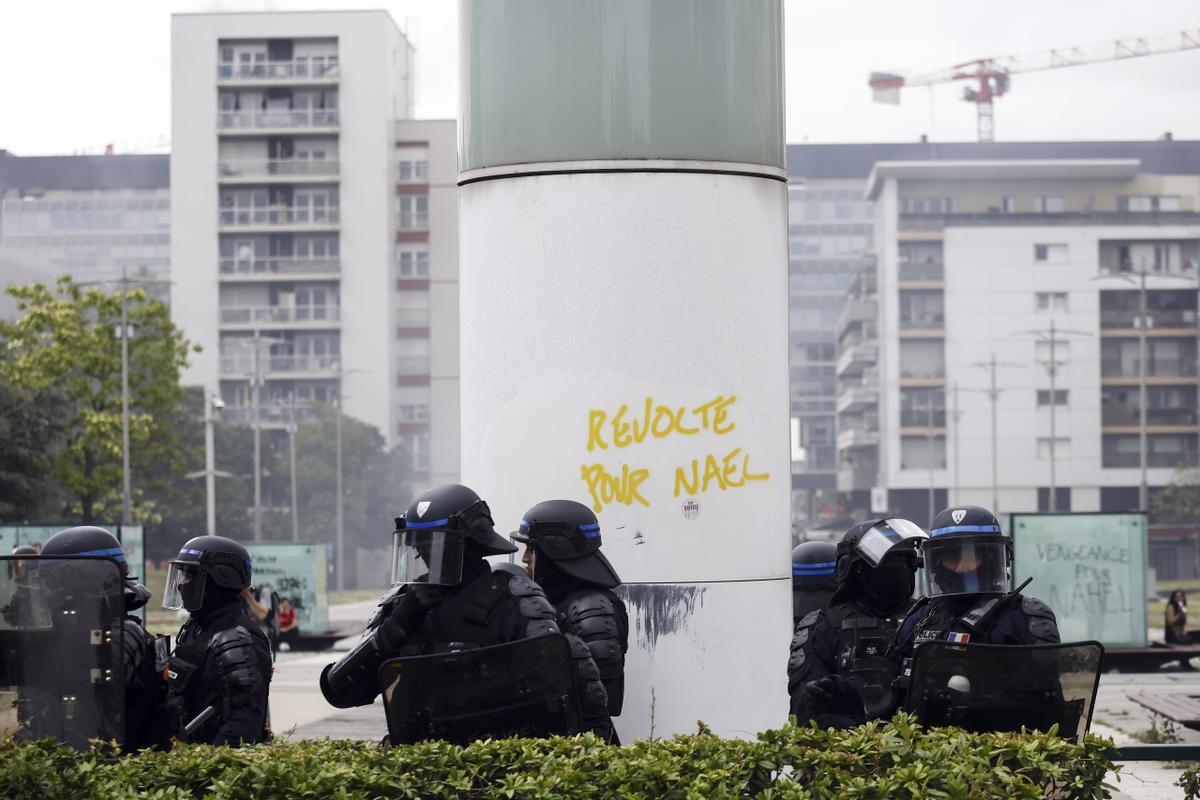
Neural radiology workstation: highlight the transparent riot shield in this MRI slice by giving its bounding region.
[379,633,581,745]
[904,640,1104,742]
[0,556,125,749]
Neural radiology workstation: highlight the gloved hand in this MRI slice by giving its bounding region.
[377,585,446,651]
[804,676,839,711]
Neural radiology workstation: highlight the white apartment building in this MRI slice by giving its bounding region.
[170,12,459,486]
[839,155,1200,526]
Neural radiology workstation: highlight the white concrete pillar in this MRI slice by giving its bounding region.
[458,0,790,740]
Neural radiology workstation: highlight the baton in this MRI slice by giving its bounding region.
[183,705,217,738]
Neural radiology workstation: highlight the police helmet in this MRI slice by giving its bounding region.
[829,517,927,606]
[511,499,621,589]
[924,505,1011,598]
[792,540,837,592]
[42,526,131,578]
[163,535,252,612]
[392,484,515,587]
[7,544,39,582]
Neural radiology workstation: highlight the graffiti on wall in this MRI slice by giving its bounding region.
[580,394,769,513]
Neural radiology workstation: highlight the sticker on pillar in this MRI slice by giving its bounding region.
[581,394,769,513]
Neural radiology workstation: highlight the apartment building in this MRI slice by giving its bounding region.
[838,148,1200,529]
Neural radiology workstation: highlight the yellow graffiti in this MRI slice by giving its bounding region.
[673,448,770,497]
[580,463,652,513]
[586,395,737,452]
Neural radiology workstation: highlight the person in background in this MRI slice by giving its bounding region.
[1165,590,1200,644]
[277,597,300,650]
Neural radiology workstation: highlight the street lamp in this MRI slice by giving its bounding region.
[968,355,1026,513]
[186,392,232,536]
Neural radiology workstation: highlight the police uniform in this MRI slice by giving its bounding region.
[891,506,1061,708]
[512,499,629,742]
[162,535,273,746]
[787,518,927,728]
[320,485,610,741]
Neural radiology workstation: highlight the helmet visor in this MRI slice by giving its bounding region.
[391,529,465,586]
[857,518,929,568]
[511,521,600,560]
[922,539,1010,597]
[162,562,204,611]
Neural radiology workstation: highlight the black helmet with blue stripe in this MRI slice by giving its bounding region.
[392,484,516,586]
[512,499,621,589]
[163,535,252,611]
[792,541,837,592]
[829,518,927,611]
[924,505,1011,598]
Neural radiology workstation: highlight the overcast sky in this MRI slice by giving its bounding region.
[0,0,1196,155]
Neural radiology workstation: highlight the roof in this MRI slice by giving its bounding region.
[787,140,1200,181]
[0,152,169,193]
[864,159,1143,200]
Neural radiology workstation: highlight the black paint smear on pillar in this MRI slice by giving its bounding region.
[615,584,706,649]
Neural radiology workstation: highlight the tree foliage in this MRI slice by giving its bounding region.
[0,278,195,523]
[1151,465,1200,528]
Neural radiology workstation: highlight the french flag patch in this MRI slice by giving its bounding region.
[947,632,970,643]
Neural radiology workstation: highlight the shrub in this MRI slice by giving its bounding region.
[0,714,1116,800]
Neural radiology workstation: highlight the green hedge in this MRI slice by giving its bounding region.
[0,714,1116,800]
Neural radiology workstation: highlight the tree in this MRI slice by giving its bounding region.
[0,348,70,521]
[1151,465,1200,577]
[0,277,196,524]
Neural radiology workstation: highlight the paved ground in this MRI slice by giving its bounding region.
[272,601,1200,798]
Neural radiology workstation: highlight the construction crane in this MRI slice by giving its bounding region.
[869,29,1200,142]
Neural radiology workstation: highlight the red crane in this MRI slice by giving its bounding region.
[869,29,1200,142]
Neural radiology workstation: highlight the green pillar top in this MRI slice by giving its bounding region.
[460,0,785,176]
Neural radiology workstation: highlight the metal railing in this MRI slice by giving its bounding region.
[218,59,339,81]
[1100,358,1198,378]
[900,409,947,427]
[219,305,341,325]
[220,354,339,375]
[1103,450,1198,469]
[218,108,339,130]
[900,367,946,380]
[901,211,1200,228]
[899,312,944,329]
[898,260,944,282]
[218,206,340,227]
[1102,405,1199,426]
[218,159,339,179]
[1100,309,1198,329]
[219,257,340,277]
[398,214,429,231]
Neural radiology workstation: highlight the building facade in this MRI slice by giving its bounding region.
[0,151,170,289]
[847,153,1200,528]
[169,11,421,456]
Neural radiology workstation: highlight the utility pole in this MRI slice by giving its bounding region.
[926,390,937,526]
[970,355,1025,514]
[186,392,231,536]
[119,265,131,525]
[1021,321,1091,513]
[252,335,263,541]
[335,359,345,592]
[289,394,299,542]
[951,382,960,506]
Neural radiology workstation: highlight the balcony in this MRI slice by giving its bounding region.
[1101,359,1198,382]
[219,257,341,281]
[217,59,339,86]
[837,425,879,451]
[898,260,944,283]
[218,206,339,232]
[900,409,948,428]
[836,298,877,338]
[899,311,944,334]
[220,403,322,427]
[837,386,879,414]
[836,342,877,377]
[218,108,339,134]
[901,211,1200,230]
[218,305,340,329]
[837,463,876,493]
[218,159,339,183]
[899,366,946,386]
[1100,309,1197,332]
[220,354,339,377]
[1102,404,1198,428]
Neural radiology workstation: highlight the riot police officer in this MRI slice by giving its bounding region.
[791,540,837,624]
[162,535,273,746]
[787,517,927,728]
[39,526,165,750]
[320,484,610,740]
[893,505,1060,664]
[513,499,629,743]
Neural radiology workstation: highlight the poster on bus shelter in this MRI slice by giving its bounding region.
[1011,512,1147,648]
[244,542,330,635]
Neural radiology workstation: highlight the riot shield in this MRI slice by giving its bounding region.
[379,633,581,745]
[904,640,1103,742]
[0,556,126,749]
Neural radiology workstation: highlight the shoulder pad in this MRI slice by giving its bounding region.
[797,609,821,629]
[209,624,260,657]
[506,573,545,599]
[563,589,617,618]
[1022,596,1060,644]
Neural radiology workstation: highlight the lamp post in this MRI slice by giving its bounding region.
[969,355,1025,513]
[186,392,232,536]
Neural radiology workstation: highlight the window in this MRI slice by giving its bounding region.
[398,195,428,230]
[1037,438,1071,459]
[1035,292,1069,312]
[1034,244,1068,264]
[1036,389,1069,407]
[397,159,429,183]
[1037,487,1072,512]
[397,248,429,277]
[396,404,429,422]
[1120,195,1181,212]
[1000,196,1016,213]
[1033,197,1064,213]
